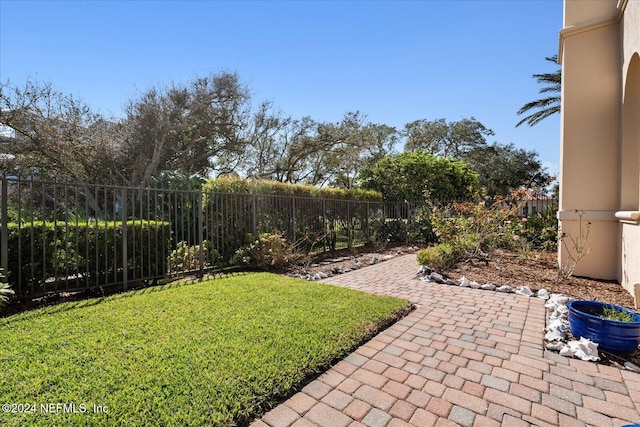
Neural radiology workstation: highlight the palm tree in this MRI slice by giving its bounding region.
[516,55,561,127]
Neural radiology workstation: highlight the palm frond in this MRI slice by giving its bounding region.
[516,105,561,127]
[516,55,561,127]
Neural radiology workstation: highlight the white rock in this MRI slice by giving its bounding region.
[496,285,514,293]
[563,337,600,361]
[515,286,533,296]
[547,318,570,333]
[545,329,567,342]
[545,294,569,309]
[458,277,472,287]
[624,361,640,373]
[549,305,569,320]
[470,281,481,289]
[430,272,445,283]
[317,271,328,279]
[480,283,496,291]
[537,289,550,300]
[546,342,566,351]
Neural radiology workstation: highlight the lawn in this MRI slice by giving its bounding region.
[0,273,410,427]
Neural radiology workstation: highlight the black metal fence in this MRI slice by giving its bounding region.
[0,177,558,300]
[0,177,428,299]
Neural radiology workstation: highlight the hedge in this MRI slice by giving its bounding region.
[202,177,383,201]
[6,220,171,298]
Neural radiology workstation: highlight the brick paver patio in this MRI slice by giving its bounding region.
[251,254,640,427]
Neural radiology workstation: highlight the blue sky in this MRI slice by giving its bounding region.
[0,0,562,177]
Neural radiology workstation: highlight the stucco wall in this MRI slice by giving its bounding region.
[559,1,621,281]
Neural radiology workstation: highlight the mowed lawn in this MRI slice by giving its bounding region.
[0,273,410,426]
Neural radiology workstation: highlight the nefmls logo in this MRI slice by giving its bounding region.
[40,403,87,413]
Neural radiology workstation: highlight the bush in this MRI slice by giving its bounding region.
[0,270,14,308]
[417,238,477,270]
[231,231,301,271]
[167,241,219,274]
[203,177,382,201]
[6,220,171,297]
[424,190,558,269]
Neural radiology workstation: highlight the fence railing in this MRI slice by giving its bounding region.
[0,178,430,299]
[0,177,558,300]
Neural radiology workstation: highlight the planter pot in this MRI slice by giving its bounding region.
[567,300,640,354]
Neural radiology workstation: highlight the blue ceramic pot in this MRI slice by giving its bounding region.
[567,300,640,354]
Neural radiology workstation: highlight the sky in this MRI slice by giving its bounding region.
[0,0,563,178]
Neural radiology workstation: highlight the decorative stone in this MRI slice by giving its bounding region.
[537,289,550,300]
[480,283,496,291]
[430,272,444,283]
[496,285,514,293]
[370,257,379,265]
[469,281,481,289]
[546,342,565,351]
[444,279,458,286]
[515,286,533,296]
[458,277,472,287]
[624,361,640,373]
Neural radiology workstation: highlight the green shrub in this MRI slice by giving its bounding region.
[231,231,300,271]
[203,177,382,201]
[0,270,14,308]
[519,208,559,250]
[6,220,171,297]
[425,190,558,269]
[167,241,219,273]
[417,238,477,270]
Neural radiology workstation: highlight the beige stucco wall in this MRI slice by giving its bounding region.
[560,0,640,305]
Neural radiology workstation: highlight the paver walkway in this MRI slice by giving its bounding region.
[251,254,640,427]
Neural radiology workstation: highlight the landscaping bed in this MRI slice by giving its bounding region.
[294,245,635,310]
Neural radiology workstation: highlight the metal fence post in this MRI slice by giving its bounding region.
[291,197,296,242]
[198,191,204,276]
[251,193,256,236]
[121,187,128,291]
[1,178,7,283]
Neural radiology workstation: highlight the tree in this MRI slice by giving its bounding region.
[359,150,479,201]
[403,117,493,158]
[516,55,561,127]
[241,111,398,188]
[0,79,120,183]
[311,112,397,188]
[463,143,551,196]
[118,72,255,187]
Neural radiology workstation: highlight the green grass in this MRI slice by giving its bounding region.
[0,273,410,426]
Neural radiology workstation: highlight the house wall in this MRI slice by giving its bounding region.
[559,0,621,280]
[560,0,640,305]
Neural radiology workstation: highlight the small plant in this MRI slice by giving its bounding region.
[0,269,15,308]
[232,231,301,271]
[557,210,591,282]
[167,241,218,273]
[601,305,635,322]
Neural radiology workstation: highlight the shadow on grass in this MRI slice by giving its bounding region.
[0,268,250,324]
